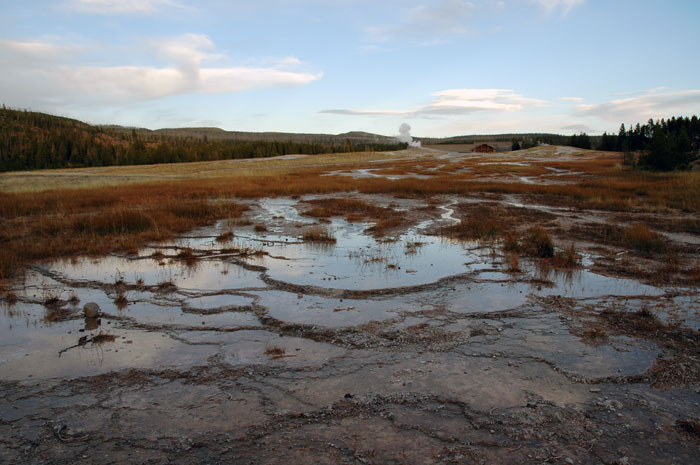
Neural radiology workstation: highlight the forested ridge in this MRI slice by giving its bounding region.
[0,108,407,172]
[596,116,700,170]
[2,107,698,172]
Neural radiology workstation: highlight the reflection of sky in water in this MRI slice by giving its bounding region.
[253,290,417,328]
[116,301,261,328]
[253,197,315,225]
[0,303,218,380]
[50,256,265,291]
[246,219,489,290]
[184,294,254,309]
[2,196,693,381]
[530,264,663,299]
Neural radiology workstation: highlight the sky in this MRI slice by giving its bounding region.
[0,0,699,138]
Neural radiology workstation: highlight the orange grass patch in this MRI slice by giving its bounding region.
[1,152,698,278]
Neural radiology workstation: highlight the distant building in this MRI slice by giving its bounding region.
[473,144,497,153]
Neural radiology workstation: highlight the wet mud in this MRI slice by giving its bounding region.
[1,194,699,464]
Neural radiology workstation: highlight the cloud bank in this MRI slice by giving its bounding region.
[69,0,178,14]
[322,88,545,117]
[576,89,700,122]
[0,35,322,107]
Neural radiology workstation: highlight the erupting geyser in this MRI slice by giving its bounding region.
[397,123,422,147]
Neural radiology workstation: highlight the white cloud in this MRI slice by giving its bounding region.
[366,0,475,43]
[0,39,84,64]
[560,96,584,102]
[321,88,545,117]
[0,35,322,107]
[427,88,545,113]
[531,0,584,15]
[70,0,177,13]
[576,89,700,122]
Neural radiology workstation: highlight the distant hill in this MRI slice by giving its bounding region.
[113,127,397,145]
[0,108,405,172]
[418,133,589,146]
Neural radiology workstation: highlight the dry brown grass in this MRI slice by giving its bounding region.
[553,242,581,268]
[1,146,697,278]
[523,226,554,258]
[506,253,520,272]
[114,293,128,309]
[440,205,508,241]
[622,223,668,253]
[302,198,408,236]
[0,183,247,279]
[264,346,285,356]
[216,231,235,242]
[576,222,668,255]
[302,198,388,220]
[302,227,336,243]
[582,325,608,342]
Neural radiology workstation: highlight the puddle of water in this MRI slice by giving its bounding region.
[50,256,265,291]
[253,198,316,225]
[0,316,217,380]
[420,265,662,315]
[183,293,255,310]
[530,265,663,299]
[116,301,261,328]
[1,196,686,384]
[478,161,530,167]
[323,169,431,181]
[252,220,489,290]
[434,282,530,313]
[254,290,410,328]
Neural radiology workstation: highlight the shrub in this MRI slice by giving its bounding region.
[525,226,554,258]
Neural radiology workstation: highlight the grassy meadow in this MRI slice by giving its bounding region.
[1,145,699,281]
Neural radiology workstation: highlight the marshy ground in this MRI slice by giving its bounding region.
[1,146,699,464]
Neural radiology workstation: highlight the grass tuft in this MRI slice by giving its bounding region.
[623,223,668,254]
[524,226,554,258]
[215,231,235,242]
[302,227,336,243]
[553,242,580,268]
[440,206,507,241]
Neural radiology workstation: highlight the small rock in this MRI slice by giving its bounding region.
[565,458,574,465]
[83,302,100,318]
[344,393,353,399]
[590,388,601,393]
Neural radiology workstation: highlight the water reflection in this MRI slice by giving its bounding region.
[0,196,695,382]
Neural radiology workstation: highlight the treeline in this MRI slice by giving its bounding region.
[424,133,571,146]
[535,116,700,171]
[597,116,699,170]
[0,108,407,172]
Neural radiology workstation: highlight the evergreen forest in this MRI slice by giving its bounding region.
[0,108,407,172]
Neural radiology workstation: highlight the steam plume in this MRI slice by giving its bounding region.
[397,123,421,147]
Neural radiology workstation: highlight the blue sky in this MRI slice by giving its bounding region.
[0,0,698,137]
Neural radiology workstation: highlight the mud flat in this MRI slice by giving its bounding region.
[2,155,700,463]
